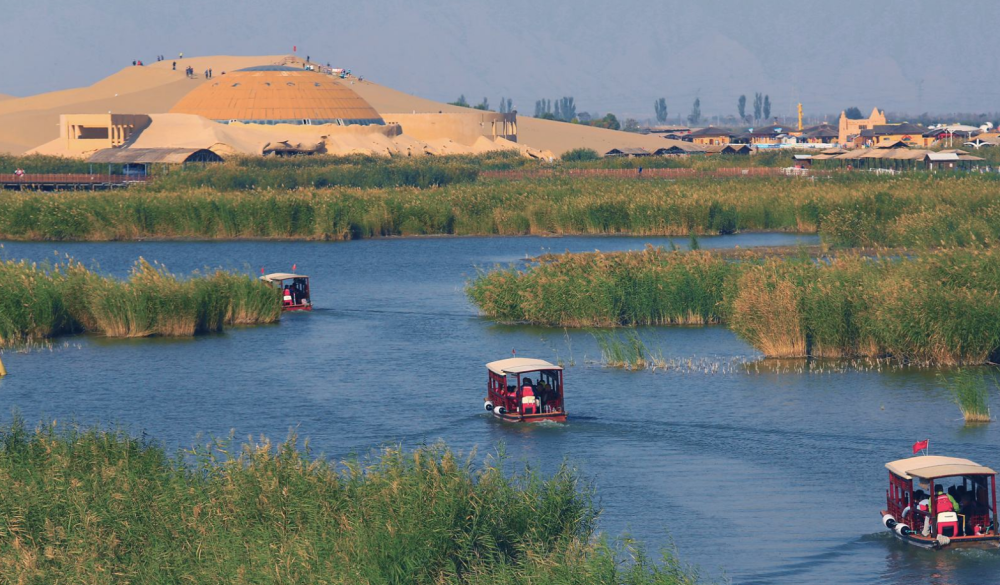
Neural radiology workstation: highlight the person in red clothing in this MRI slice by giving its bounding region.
[520,379,537,414]
[935,486,960,514]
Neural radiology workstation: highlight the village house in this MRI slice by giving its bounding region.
[838,107,887,146]
[683,127,732,145]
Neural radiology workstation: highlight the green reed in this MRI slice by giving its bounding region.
[0,257,280,347]
[941,368,995,423]
[0,418,696,584]
[470,247,1000,366]
[592,330,650,370]
[1,174,998,246]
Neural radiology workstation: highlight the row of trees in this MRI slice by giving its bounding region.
[736,93,771,124]
[446,95,514,113]
[534,97,577,121]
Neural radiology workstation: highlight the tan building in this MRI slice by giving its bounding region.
[170,65,384,126]
[838,107,886,146]
[684,127,732,145]
[61,114,151,151]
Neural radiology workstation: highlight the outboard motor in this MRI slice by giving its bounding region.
[484,401,494,412]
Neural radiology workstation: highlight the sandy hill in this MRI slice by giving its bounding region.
[0,94,12,101]
[350,79,694,156]
[0,56,283,154]
[2,54,688,157]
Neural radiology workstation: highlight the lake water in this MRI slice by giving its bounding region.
[1,233,998,584]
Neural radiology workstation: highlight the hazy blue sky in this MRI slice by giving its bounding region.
[4,0,999,120]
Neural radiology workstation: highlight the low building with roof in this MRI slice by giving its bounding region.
[683,127,732,145]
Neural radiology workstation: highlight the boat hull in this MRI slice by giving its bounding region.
[491,410,567,423]
[881,511,1000,549]
[283,304,312,312]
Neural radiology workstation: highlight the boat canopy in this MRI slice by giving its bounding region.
[261,273,308,282]
[486,358,562,376]
[886,455,996,480]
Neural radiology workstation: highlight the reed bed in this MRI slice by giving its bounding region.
[0,258,280,347]
[1,174,998,245]
[591,330,652,370]
[941,369,995,423]
[469,246,1000,366]
[0,419,697,584]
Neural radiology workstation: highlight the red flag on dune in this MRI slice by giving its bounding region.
[913,439,929,454]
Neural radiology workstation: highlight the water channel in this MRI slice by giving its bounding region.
[1,233,998,584]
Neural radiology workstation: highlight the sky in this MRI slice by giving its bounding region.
[3,0,999,121]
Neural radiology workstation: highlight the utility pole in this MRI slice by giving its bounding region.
[797,103,803,131]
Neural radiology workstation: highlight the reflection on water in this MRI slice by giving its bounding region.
[1,233,998,584]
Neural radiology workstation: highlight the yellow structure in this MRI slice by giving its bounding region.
[170,66,384,126]
[685,127,731,145]
[385,112,517,144]
[838,107,886,146]
[61,114,151,151]
[797,103,803,131]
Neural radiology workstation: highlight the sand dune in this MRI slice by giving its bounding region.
[350,79,693,156]
[3,54,686,157]
[0,94,12,101]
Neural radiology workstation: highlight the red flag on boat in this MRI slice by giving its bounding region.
[260,267,264,275]
[292,264,297,273]
[913,439,929,454]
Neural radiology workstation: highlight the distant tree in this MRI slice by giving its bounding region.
[753,92,763,122]
[554,101,562,121]
[449,94,469,108]
[473,97,490,111]
[763,95,771,121]
[534,99,552,118]
[558,97,576,122]
[577,112,593,123]
[654,98,668,124]
[737,94,747,123]
[561,147,600,162]
[687,98,701,126]
[588,113,620,130]
[623,118,641,132]
[844,106,864,120]
[538,112,557,121]
[499,97,507,113]
[503,97,513,113]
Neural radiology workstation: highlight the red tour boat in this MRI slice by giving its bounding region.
[881,455,999,549]
[260,273,312,311]
[484,358,567,423]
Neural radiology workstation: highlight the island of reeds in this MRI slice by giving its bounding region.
[468,246,1000,366]
[0,258,280,348]
[0,418,697,584]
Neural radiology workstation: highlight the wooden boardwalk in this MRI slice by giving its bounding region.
[0,174,149,190]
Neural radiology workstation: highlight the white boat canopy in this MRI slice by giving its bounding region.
[886,455,996,480]
[261,273,309,282]
[486,358,562,376]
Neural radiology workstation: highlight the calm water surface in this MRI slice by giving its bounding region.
[1,233,998,584]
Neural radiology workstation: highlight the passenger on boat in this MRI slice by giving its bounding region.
[936,486,960,514]
[521,380,537,414]
[283,287,293,306]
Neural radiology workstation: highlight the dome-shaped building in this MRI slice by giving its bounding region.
[170,65,384,126]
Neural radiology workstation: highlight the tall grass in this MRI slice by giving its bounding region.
[592,330,650,370]
[941,369,995,423]
[469,247,1000,365]
[0,418,697,584]
[1,174,998,245]
[0,257,280,347]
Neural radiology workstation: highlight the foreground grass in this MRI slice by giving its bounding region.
[0,258,280,348]
[0,175,998,246]
[468,246,1000,365]
[0,419,697,584]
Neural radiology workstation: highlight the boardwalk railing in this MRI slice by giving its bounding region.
[480,167,828,180]
[0,174,149,189]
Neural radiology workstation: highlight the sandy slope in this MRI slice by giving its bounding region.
[350,79,690,156]
[0,56,283,154]
[2,54,684,156]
